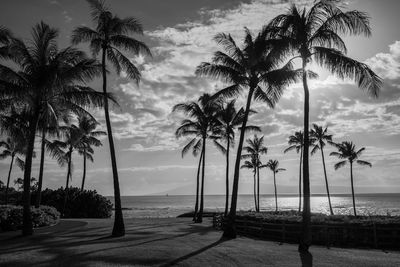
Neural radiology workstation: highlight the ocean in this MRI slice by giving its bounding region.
[107,193,400,218]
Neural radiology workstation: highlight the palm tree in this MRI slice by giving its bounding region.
[35,112,71,208]
[76,115,106,191]
[213,100,260,216]
[268,1,382,251]
[0,137,26,205]
[330,141,371,216]
[72,0,151,237]
[241,135,268,212]
[262,159,285,212]
[0,22,105,235]
[284,131,303,212]
[196,28,299,238]
[174,94,219,223]
[179,134,203,222]
[240,155,261,211]
[310,124,334,215]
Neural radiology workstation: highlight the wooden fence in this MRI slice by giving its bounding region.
[213,215,400,250]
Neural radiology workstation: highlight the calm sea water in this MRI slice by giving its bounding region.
[106,194,400,218]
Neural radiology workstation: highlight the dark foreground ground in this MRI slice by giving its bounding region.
[0,218,399,266]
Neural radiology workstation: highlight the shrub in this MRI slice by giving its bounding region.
[0,205,60,232]
[36,187,112,218]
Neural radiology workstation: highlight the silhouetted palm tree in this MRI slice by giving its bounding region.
[213,100,260,216]
[179,136,203,222]
[0,137,26,204]
[310,124,334,215]
[241,135,268,212]
[330,141,371,216]
[196,28,299,238]
[241,155,260,211]
[36,111,71,208]
[72,0,151,237]
[262,159,285,212]
[76,115,106,191]
[268,1,382,251]
[0,22,105,235]
[284,131,303,212]
[174,94,219,223]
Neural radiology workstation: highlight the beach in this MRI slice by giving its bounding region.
[1,217,399,266]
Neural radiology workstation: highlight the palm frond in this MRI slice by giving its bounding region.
[334,160,347,170]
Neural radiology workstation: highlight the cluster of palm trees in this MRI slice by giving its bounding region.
[286,124,372,217]
[175,0,381,252]
[0,0,150,237]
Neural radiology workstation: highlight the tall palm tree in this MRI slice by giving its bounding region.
[174,93,219,223]
[330,141,371,216]
[0,137,26,205]
[35,112,71,208]
[72,0,151,236]
[268,1,382,251]
[310,124,334,215]
[179,134,203,222]
[262,159,285,212]
[241,135,268,212]
[241,155,260,211]
[76,115,106,191]
[284,131,303,212]
[196,28,299,238]
[0,22,105,235]
[213,100,260,216]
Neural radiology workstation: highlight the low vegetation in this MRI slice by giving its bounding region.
[0,205,59,232]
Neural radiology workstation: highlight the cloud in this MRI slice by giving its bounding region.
[365,41,400,80]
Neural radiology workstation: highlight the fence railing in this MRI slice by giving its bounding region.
[213,215,400,249]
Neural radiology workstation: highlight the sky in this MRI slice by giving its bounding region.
[0,0,399,196]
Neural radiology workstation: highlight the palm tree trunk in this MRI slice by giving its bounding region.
[22,107,40,236]
[274,171,278,212]
[253,171,257,211]
[350,162,357,216]
[224,138,230,217]
[5,155,14,205]
[63,146,72,217]
[257,165,260,212]
[193,149,203,221]
[321,146,333,215]
[102,47,125,237]
[299,60,311,252]
[298,147,303,213]
[81,149,87,191]
[224,86,255,238]
[196,137,206,223]
[35,131,46,208]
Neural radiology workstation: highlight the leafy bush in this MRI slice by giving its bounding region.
[0,205,60,232]
[36,187,112,218]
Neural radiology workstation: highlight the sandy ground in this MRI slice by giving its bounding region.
[0,217,399,267]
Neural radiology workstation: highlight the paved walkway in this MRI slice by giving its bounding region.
[0,218,399,266]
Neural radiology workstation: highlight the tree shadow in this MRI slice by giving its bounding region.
[299,251,313,267]
[160,237,227,267]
